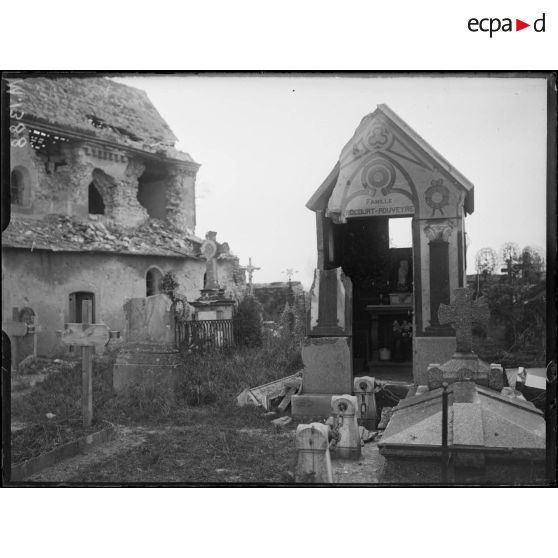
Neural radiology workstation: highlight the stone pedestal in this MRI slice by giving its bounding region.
[295,423,333,483]
[353,376,377,430]
[291,336,353,419]
[331,394,361,460]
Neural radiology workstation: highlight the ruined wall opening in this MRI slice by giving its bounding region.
[88,182,106,215]
[146,267,163,296]
[137,162,168,220]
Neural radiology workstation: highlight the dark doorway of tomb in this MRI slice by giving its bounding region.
[331,216,413,381]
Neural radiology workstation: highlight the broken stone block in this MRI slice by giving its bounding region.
[488,363,505,392]
[377,407,394,430]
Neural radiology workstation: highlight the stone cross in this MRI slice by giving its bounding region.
[57,300,119,427]
[437,288,489,354]
[200,231,219,290]
[242,257,260,294]
[2,307,43,373]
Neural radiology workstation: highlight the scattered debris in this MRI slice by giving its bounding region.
[271,416,293,429]
[237,371,302,411]
[377,407,394,430]
[359,426,379,445]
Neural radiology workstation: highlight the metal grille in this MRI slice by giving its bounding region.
[175,319,235,351]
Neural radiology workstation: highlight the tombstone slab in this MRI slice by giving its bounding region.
[295,423,333,483]
[124,294,174,345]
[307,267,352,337]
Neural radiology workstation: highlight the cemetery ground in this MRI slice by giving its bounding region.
[9,329,545,484]
[10,339,305,484]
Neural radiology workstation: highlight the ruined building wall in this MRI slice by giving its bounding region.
[10,135,197,232]
[2,249,206,356]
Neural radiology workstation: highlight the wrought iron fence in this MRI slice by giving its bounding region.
[175,318,235,351]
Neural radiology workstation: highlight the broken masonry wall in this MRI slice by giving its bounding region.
[165,166,197,234]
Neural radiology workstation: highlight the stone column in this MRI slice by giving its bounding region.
[331,395,361,460]
[353,376,378,430]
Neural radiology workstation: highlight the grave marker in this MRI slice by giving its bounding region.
[438,288,489,354]
[295,423,333,483]
[2,307,43,373]
[58,300,119,427]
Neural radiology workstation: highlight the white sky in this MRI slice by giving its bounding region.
[115,75,547,289]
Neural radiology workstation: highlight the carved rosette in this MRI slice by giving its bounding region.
[424,220,455,243]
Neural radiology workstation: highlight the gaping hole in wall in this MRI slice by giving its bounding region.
[389,217,413,248]
[88,182,106,215]
[29,128,70,173]
[86,115,143,143]
[146,267,163,296]
[137,162,168,220]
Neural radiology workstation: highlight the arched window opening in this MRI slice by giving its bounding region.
[10,168,30,206]
[146,268,163,297]
[88,182,105,215]
[69,292,96,323]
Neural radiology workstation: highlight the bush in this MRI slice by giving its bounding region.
[234,295,264,347]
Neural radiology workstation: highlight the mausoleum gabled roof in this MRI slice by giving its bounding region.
[307,104,475,215]
[9,76,196,163]
[378,382,545,460]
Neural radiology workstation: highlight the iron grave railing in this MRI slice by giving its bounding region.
[175,318,235,351]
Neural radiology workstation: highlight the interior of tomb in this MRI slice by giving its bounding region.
[328,215,414,380]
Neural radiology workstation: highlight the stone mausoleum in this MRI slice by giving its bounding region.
[293,104,473,417]
[2,77,244,364]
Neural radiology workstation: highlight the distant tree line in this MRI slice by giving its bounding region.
[473,243,545,358]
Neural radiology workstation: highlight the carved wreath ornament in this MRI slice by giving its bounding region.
[361,159,396,196]
[425,178,450,216]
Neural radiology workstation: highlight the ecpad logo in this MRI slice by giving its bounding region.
[468,13,546,37]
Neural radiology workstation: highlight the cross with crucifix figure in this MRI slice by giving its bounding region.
[437,288,490,354]
[2,307,43,373]
[57,300,119,427]
[242,257,260,294]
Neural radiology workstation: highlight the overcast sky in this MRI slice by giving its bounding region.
[114,75,547,289]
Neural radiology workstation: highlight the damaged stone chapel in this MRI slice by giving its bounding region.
[292,105,545,481]
[3,77,244,368]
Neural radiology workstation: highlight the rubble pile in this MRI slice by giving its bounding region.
[2,214,202,257]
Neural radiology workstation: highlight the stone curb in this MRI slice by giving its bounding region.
[10,422,116,482]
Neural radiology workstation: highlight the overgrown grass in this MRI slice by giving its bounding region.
[68,425,297,483]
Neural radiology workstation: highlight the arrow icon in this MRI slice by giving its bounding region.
[516,19,530,31]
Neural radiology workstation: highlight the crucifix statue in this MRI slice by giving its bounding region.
[438,288,490,354]
[242,257,260,294]
[200,231,219,291]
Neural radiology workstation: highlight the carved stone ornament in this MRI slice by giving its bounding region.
[424,220,454,242]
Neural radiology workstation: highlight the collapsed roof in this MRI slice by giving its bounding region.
[10,76,195,163]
